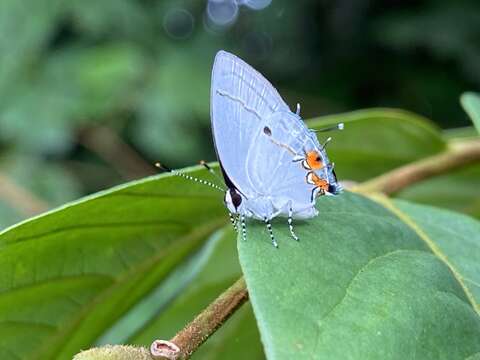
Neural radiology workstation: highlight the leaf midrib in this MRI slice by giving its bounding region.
[0,220,188,249]
[371,195,480,315]
[36,216,227,360]
[0,274,114,299]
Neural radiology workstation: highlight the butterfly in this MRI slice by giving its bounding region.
[158,50,342,247]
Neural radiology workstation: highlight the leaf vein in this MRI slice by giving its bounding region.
[319,249,412,323]
[371,196,480,316]
[0,274,114,298]
[0,221,188,249]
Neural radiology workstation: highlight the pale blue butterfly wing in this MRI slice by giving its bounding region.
[211,51,290,198]
[245,111,322,210]
[211,50,333,217]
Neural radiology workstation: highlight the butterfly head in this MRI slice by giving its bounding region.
[224,187,245,214]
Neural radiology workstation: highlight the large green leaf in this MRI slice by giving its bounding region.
[238,192,480,359]
[308,109,446,181]
[0,166,226,360]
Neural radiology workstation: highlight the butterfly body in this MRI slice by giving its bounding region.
[211,51,340,228]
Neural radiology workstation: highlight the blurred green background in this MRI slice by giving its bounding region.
[1,0,479,229]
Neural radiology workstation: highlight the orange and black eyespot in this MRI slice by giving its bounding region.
[306,172,329,191]
[303,151,324,170]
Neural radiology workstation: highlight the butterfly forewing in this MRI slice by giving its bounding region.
[211,51,290,197]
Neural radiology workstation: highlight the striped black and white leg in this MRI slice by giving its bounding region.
[288,207,299,241]
[264,217,278,248]
[240,214,247,242]
[229,212,238,232]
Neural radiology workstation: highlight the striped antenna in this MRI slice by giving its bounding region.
[314,122,344,132]
[321,137,332,150]
[199,160,226,188]
[155,163,225,192]
[296,103,301,115]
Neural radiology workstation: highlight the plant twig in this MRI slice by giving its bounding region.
[0,172,49,216]
[79,125,156,180]
[355,139,480,195]
[150,277,248,360]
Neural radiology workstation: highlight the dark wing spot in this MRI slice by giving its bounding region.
[263,126,272,136]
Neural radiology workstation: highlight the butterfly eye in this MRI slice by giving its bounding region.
[230,189,242,209]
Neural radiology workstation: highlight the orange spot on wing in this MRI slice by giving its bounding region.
[306,172,329,191]
[306,151,324,170]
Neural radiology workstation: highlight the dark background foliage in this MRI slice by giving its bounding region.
[1,0,479,228]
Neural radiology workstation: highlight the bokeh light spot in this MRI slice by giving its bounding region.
[163,8,195,40]
[207,0,239,26]
[241,0,272,10]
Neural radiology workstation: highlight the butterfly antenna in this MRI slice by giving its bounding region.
[199,160,226,189]
[155,162,224,192]
[321,137,332,150]
[314,122,344,133]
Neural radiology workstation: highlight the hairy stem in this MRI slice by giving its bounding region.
[151,277,248,360]
[355,139,480,195]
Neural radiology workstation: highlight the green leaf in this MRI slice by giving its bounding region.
[308,109,446,181]
[461,92,480,134]
[238,192,480,359]
[393,199,480,302]
[0,166,226,360]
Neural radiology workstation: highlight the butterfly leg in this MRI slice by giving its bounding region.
[288,206,299,241]
[240,214,247,242]
[264,217,278,248]
[310,187,318,202]
[229,212,238,232]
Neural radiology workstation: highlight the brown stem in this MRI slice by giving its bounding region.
[79,126,156,180]
[355,139,480,195]
[0,173,49,216]
[151,277,248,360]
